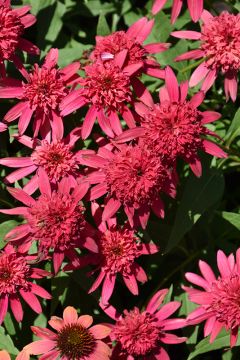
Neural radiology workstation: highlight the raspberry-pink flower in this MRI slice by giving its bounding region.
[80,144,176,229]
[131,66,227,177]
[101,288,186,359]
[0,170,97,273]
[0,244,51,325]
[91,17,169,78]
[0,127,82,194]
[0,0,39,77]
[0,48,80,137]
[17,306,112,360]
[60,53,154,139]
[152,0,203,23]
[172,11,240,101]
[184,248,240,347]
[67,202,159,303]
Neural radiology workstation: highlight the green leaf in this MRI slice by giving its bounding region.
[226,108,240,146]
[187,329,239,360]
[219,211,240,231]
[45,1,65,43]
[97,12,111,36]
[166,166,224,252]
[0,326,18,355]
[0,221,19,249]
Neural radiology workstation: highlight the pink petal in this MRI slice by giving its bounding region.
[156,301,181,321]
[60,96,86,117]
[63,306,78,324]
[159,86,170,103]
[136,19,154,43]
[154,347,170,360]
[39,350,59,360]
[189,91,204,108]
[0,122,7,132]
[0,86,24,98]
[161,333,187,344]
[202,140,227,158]
[18,106,34,135]
[44,49,58,69]
[126,17,148,39]
[101,275,116,304]
[165,66,179,102]
[21,291,42,314]
[77,315,93,328]
[7,167,37,189]
[224,74,238,102]
[60,62,80,81]
[12,5,31,17]
[138,204,150,229]
[151,0,167,15]
[99,302,120,321]
[134,264,147,283]
[114,49,128,69]
[102,198,121,221]
[217,249,231,278]
[18,38,40,55]
[171,0,183,24]
[4,101,28,122]
[31,283,51,299]
[199,260,216,283]
[209,321,223,343]
[201,111,221,124]
[141,243,159,255]
[123,62,143,77]
[20,14,36,28]
[37,168,52,197]
[189,62,210,87]
[48,317,64,331]
[131,77,154,107]
[7,186,35,206]
[0,295,8,324]
[175,49,204,62]
[23,174,39,195]
[10,295,23,322]
[189,157,202,177]
[201,9,213,24]
[4,223,30,242]
[188,0,203,22]
[123,275,138,295]
[152,197,165,218]
[180,80,189,102]
[108,111,122,136]
[171,30,201,40]
[161,318,186,331]
[201,69,217,92]
[0,207,29,216]
[89,271,105,294]
[230,327,238,348]
[144,42,170,54]
[80,154,108,168]
[0,350,11,360]
[31,326,56,340]
[0,157,33,168]
[185,272,209,289]
[90,324,111,339]
[82,106,97,139]
[115,127,145,143]
[204,316,216,337]
[121,105,136,128]
[97,110,114,138]
[50,111,63,141]
[25,340,56,355]
[89,183,108,201]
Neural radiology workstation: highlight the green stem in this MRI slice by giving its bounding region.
[179,58,205,74]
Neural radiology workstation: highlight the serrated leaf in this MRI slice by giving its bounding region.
[166,165,224,252]
[187,329,240,360]
[97,13,111,36]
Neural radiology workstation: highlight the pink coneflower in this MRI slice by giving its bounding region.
[184,249,240,347]
[0,0,39,77]
[17,306,112,360]
[0,169,97,273]
[0,127,82,194]
[67,202,159,303]
[101,288,186,359]
[152,0,203,23]
[0,244,51,325]
[0,48,80,137]
[129,66,227,177]
[60,53,153,139]
[91,17,169,78]
[172,11,240,101]
[80,144,176,229]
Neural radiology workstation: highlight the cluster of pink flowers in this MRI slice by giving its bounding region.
[0,0,239,358]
